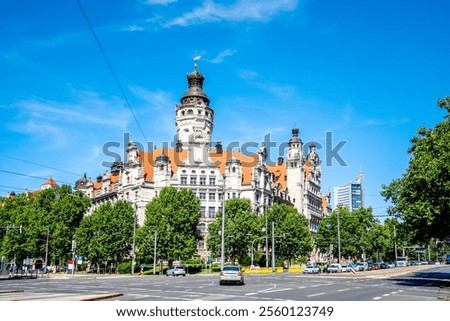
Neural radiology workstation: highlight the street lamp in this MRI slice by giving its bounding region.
[44,228,49,273]
[337,211,341,264]
[271,222,286,272]
[131,203,137,275]
[264,197,268,268]
[153,230,157,275]
[220,175,226,271]
[250,237,264,268]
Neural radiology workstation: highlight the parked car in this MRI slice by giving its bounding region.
[355,262,368,271]
[166,266,186,277]
[219,265,245,285]
[340,264,350,272]
[367,262,374,271]
[387,262,396,268]
[380,262,389,269]
[327,263,342,273]
[303,265,321,274]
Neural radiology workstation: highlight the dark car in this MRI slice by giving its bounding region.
[380,262,389,269]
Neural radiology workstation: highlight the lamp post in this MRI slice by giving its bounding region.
[250,237,264,268]
[131,203,137,275]
[272,221,275,272]
[337,211,341,264]
[44,228,49,273]
[153,230,157,275]
[220,175,226,271]
[394,225,398,262]
[264,197,268,268]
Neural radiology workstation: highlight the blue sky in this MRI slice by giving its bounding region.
[1,0,449,221]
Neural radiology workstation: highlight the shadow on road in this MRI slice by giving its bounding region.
[391,271,450,288]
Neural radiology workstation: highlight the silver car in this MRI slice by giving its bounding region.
[166,266,186,277]
[219,265,245,285]
[303,265,321,274]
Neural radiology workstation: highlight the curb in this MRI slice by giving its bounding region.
[71,292,123,301]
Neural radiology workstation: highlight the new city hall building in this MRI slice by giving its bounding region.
[75,64,331,260]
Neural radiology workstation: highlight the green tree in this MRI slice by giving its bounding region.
[381,97,450,244]
[314,206,380,262]
[0,186,89,267]
[265,204,313,265]
[207,198,261,265]
[75,200,134,271]
[137,187,201,266]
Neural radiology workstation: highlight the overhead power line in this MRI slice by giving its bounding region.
[0,169,74,186]
[0,154,82,177]
[76,0,149,144]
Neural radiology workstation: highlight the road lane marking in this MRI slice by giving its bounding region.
[337,288,350,292]
[307,292,325,297]
[373,297,382,300]
[263,288,293,293]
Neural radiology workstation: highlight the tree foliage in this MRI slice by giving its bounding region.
[0,186,90,266]
[266,204,313,264]
[207,198,261,265]
[381,97,450,244]
[314,206,387,262]
[137,187,201,265]
[74,200,134,269]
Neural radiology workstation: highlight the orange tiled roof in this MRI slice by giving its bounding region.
[42,177,59,187]
[141,149,264,185]
[141,148,189,182]
[140,148,292,188]
[267,161,287,190]
[209,150,258,185]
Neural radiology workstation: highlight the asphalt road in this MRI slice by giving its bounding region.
[0,264,449,301]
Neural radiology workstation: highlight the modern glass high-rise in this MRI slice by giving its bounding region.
[333,173,364,211]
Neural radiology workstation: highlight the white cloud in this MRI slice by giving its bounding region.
[6,89,133,150]
[361,118,410,127]
[208,49,237,64]
[15,92,130,130]
[165,0,298,27]
[122,25,145,32]
[129,86,174,110]
[237,69,296,98]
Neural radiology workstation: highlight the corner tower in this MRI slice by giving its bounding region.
[175,63,214,148]
[286,127,305,213]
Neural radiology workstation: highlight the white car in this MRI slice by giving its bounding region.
[303,265,321,274]
[327,264,342,273]
[219,265,245,285]
[340,264,350,272]
[166,266,186,277]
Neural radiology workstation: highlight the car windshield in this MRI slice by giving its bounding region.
[223,266,240,271]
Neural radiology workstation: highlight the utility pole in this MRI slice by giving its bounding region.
[44,228,49,272]
[153,230,157,275]
[265,197,268,268]
[271,221,275,272]
[394,225,398,261]
[220,175,226,271]
[337,211,341,264]
[131,204,137,275]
